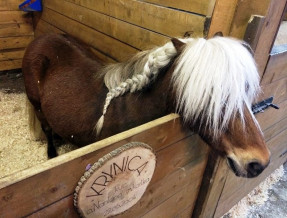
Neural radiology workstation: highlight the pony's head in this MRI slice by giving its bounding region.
[171,37,270,178]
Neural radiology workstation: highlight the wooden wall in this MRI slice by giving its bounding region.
[0,0,34,71]
[33,0,214,63]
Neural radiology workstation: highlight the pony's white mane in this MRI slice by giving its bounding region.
[172,37,260,137]
[95,37,260,138]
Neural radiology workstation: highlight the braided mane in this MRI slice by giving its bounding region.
[95,37,260,138]
[95,39,192,135]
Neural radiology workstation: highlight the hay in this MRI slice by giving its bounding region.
[0,91,76,178]
[223,165,285,218]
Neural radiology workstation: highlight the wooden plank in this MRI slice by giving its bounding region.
[0,59,22,71]
[229,0,270,39]
[207,0,238,38]
[0,22,34,37]
[0,49,25,61]
[33,18,64,37]
[45,0,169,51]
[260,77,287,104]
[143,0,215,16]
[0,36,34,50]
[141,160,205,218]
[254,0,287,78]
[34,19,116,64]
[119,154,208,217]
[27,154,208,217]
[0,11,32,23]
[27,196,79,218]
[257,99,287,131]
[177,204,195,218]
[243,15,265,51]
[192,153,229,218]
[0,115,202,217]
[65,0,206,38]
[0,0,23,11]
[214,127,287,217]
[261,48,287,85]
[40,7,139,61]
[264,116,287,142]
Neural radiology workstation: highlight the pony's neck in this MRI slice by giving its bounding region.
[95,40,181,136]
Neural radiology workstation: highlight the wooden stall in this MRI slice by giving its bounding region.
[0,115,211,217]
[0,0,34,71]
[0,0,286,217]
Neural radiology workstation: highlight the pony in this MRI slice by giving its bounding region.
[22,34,270,178]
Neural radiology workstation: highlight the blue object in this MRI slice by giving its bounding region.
[19,0,42,12]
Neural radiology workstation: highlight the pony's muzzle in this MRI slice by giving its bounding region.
[227,157,269,178]
[246,161,268,178]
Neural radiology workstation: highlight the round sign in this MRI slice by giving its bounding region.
[74,142,156,217]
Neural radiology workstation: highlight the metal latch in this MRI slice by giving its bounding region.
[252,96,279,114]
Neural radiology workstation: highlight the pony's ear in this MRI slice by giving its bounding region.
[171,38,185,52]
[213,31,223,37]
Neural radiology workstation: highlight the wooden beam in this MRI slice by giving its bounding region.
[207,0,238,38]
[255,0,287,78]
[192,153,228,218]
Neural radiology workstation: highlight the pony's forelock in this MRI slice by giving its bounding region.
[171,37,260,138]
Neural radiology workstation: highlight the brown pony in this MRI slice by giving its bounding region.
[22,34,270,178]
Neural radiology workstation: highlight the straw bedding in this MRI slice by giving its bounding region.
[0,91,76,178]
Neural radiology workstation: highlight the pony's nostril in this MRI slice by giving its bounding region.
[247,161,265,178]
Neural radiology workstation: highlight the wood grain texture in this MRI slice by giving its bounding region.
[0,22,33,37]
[254,0,287,78]
[64,0,206,38]
[26,155,208,217]
[0,0,23,11]
[192,153,229,218]
[0,11,31,23]
[207,0,238,38]
[0,36,34,50]
[0,115,208,217]
[229,0,270,39]
[0,59,22,71]
[45,0,169,51]
[257,99,287,131]
[260,77,287,104]
[0,49,25,61]
[40,7,139,61]
[243,15,265,51]
[143,0,215,16]
[261,49,287,85]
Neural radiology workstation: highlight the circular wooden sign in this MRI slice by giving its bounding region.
[74,142,156,217]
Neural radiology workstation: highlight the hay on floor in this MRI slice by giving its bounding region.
[0,91,77,178]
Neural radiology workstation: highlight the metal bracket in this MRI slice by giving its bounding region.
[252,96,279,114]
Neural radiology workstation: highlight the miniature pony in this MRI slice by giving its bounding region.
[22,34,270,178]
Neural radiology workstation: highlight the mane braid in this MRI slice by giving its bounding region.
[171,37,260,138]
[95,39,192,136]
